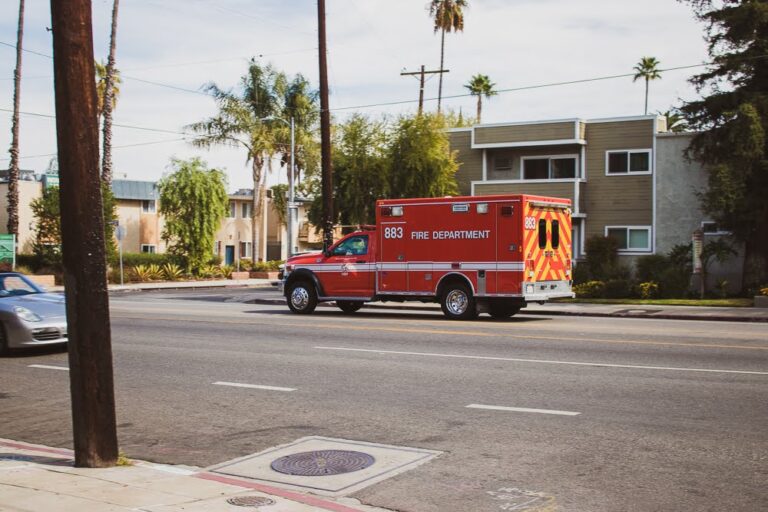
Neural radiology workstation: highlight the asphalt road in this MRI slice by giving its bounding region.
[1,288,767,511]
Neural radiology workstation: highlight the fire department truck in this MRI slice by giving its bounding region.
[280,194,574,320]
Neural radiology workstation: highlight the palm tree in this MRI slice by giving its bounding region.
[95,61,122,118]
[658,109,687,133]
[429,0,467,114]
[100,0,120,185]
[7,0,25,241]
[633,56,662,115]
[464,74,497,124]
[187,61,283,262]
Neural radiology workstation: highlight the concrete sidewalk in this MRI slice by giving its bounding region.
[0,439,389,512]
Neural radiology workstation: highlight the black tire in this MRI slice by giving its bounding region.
[0,323,8,356]
[440,282,477,320]
[336,301,363,314]
[488,300,521,319]
[287,281,317,314]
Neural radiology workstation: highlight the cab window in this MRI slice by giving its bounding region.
[332,235,368,256]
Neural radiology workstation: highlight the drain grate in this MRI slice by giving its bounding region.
[226,496,276,507]
[270,450,375,476]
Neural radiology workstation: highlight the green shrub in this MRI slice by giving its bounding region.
[197,264,222,279]
[573,280,605,298]
[238,258,253,271]
[637,281,660,299]
[146,264,162,280]
[132,264,152,282]
[603,279,634,298]
[759,286,768,296]
[111,252,175,268]
[635,255,670,283]
[220,265,234,278]
[162,263,184,281]
[251,260,283,272]
[584,235,619,280]
[572,262,590,285]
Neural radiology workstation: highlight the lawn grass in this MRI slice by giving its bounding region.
[554,298,754,307]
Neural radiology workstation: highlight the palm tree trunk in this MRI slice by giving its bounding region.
[101,0,120,184]
[251,158,262,262]
[7,0,25,241]
[644,77,649,115]
[437,28,445,114]
[476,95,482,124]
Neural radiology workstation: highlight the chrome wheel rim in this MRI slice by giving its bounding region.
[291,287,310,310]
[445,289,468,315]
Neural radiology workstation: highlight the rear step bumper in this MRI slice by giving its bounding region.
[523,280,574,301]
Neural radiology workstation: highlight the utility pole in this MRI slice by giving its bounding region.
[400,65,448,115]
[318,0,333,251]
[50,0,118,468]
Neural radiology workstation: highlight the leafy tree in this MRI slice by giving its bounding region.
[158,158,228,272]
[275,74,320,184]
[464,73,497,123]
[334,114,390,226]
[429,0,468,113]
[270,183,288,226]
[680,0,768,288]
[188,61,317,261]
[633,56,662,115]
[7,0,25,240]
[389,113,459,198]
[30,185,117,266]
[443,108,474,128]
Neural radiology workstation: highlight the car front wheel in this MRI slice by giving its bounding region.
[287,281,317,314]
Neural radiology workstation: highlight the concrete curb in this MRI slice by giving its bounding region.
[247,298,768,323]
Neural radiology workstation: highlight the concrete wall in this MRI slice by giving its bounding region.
[656,133,744,291]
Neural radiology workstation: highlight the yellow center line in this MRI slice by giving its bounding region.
[112,312,768,351]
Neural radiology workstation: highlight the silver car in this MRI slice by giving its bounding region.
[0,273,67,354]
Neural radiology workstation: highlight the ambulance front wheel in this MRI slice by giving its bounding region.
[440,283,477,320]
[336,301,363,314]
[287,281,317,314]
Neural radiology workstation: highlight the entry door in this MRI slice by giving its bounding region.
[225,245,235,266]
[378,222,407,293]
[496,203,521,294]
[321,234,373,297]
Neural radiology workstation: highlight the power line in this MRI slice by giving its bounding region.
[0,137,195,162]
[0,107,189,135]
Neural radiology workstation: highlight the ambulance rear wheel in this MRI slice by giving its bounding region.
[441,283,477,320]
[287,281,317,314]
[336,301,363,314]
[488,300,521,319]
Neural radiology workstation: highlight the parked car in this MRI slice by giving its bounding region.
[0,273,67,354]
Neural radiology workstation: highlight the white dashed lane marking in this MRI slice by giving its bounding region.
[467,404,581,416]
[213,381,296,392]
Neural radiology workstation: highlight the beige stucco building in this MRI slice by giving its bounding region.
[0,178,43,254]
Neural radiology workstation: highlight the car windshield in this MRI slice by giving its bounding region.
[0,274,43,298]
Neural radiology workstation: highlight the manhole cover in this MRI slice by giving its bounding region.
[270,450,375,476]
[226,496,275,507]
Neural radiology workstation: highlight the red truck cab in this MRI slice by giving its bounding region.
[280,194,574,320]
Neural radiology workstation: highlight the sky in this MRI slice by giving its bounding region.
[0,0,710,192]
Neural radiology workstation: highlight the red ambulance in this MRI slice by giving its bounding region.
[280,194,574,320]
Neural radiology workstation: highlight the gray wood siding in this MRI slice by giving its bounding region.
[475,122,575,145]
[584,120,654,238]
[474,182,575,204]
[449,131,482,195]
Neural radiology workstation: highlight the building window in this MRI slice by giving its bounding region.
[538,219,547,249]
[242,202,252,219]
[489,154,514,180]
[239,241,252,258]
[142,200,156,213]
[606,150,651,174]
[228,201,236,218]
[214,241,221,255]
[522,156,577,180]
[606,226,651,252]
[551,219,560,249]
[141,244,156,254]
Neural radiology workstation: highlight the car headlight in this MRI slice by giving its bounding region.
[14,306,42,322]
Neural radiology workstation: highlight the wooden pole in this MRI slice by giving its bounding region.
[50,0,118,468]
[318,0,334,251]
